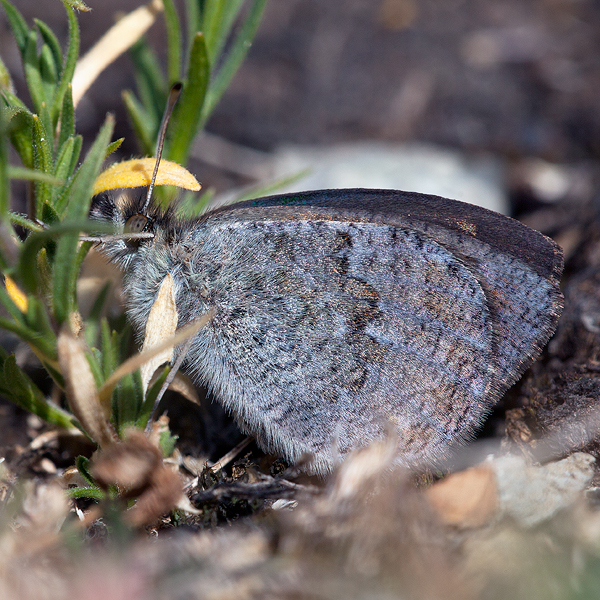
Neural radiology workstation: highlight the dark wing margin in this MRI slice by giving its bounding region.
[206,188,563,285]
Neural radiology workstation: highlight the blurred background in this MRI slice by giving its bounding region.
[2,0,599,212]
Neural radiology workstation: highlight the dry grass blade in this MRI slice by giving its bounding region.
[57,327,116,447]
[140,273,178,392]
[210,436,253,474]
[98,308,214,412]
[72,0,164,107]
[147,370,200,405]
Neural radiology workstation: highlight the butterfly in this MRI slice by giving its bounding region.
[90,186,563,474]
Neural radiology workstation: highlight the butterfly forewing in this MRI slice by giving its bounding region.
[93,188,564,473]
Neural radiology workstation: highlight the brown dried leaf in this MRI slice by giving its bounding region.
[57,328,116,448]
[90,428,186,527]
[426,465,499,528]
[90,429,162,496]
[68,311,83,338]
[154,370,201,406]
[140,273,178,392]
[98,309,214,411]
[125,463,183,528]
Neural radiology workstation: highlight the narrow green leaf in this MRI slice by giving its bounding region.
[24,295,57,352]
[32,114,53,217]
[117,320,133,364]
[137,365,170,428]
[85,350,104,389]
[8,165,63,186]
[35,246,52,299]
[158,428,178,458]
[128,39,166,127]
[59,115,114,221]
[65,240,93,309]
[51,230,86,320]
[122,90,155,156]
[202,0,268,122]
[34,18,63,78]
[101,323,120,425]
[202,0,224,61]
[24,29,47,113]
[40,101,53,146]
[1,355,77,429]
[40,199,60,225]
[100,319,118,380]
[89,349,104,387]
[8,211,44,232]
[0,108,9,217]
[52,115,113,324]
[105,137,124,159]
[112,324,138,434]
[163,0,182,84]
[166,32,209,165]
[57,83,75,152]
[75,455,97,486]
[2,90,28,110]
[115,371,140,433]
[3,105,34,168]
[0,54,12,92]
[131,369,144,422]
[67,487,105,500]
[52,2,79,127]
[0,0,29,55]
[84,282,111,348]
[39,44,58,105]
[52,137,75,206]
[18,220,99,294]
[69,134,82,174]
[0,316,54,360]
[52,138,76,206]
[185,0,201,59]
[204,0,244,66]
[0,323,61,386]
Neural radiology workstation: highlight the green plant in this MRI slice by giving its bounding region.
[0,0,115,433]
[0,0,268,453]
[125,0,268,167]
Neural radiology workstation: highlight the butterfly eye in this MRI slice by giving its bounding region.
[125,214,149,234]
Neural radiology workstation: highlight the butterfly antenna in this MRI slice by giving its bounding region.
[141,82,183,215]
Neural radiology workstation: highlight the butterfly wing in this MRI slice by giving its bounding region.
[204,189,564,391]
[164,189,562,472]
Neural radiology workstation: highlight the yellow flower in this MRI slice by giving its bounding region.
[93,158,201,195]
[5,275,28,312]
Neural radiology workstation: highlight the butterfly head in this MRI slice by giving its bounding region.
[89,189,167,270]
